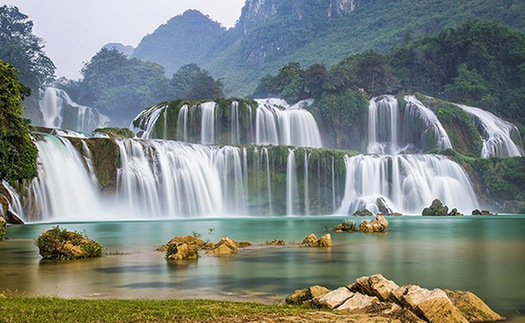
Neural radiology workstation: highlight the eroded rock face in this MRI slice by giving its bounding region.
[285,274,505,322]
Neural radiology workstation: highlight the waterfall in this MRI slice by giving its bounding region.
[367,96,452,154]
[458,104,523,158]
[286,149,299,215]
[338,154,478,215]
[133,99,323,148]
[39,87,110,133]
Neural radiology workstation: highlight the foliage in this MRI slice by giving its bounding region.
[333,219,357,232]
[0,5,55,90]
[35,226,103,260]
[171,63,224,100]
[0,59,38,183]
[0,297,323,322]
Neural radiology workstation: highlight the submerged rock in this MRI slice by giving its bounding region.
[285,274,505,322]
[300,233,333,247]
[35,226,103,260]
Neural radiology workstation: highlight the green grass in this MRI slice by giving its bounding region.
[0,297,325,322]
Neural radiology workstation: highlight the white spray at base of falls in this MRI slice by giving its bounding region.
[39,87,110,133]
[337,154,478,215]
[458,104,523,158]
[367,95,452,154]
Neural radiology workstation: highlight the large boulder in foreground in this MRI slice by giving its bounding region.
[35,226,103,260]
[0,216,6,240]
[285,274,505,322]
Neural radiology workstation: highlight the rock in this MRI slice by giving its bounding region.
[166,242,199,260]
[238,241,252,248]
[265,239,286,246]
[376,197,394,216]
[472,209,482,215]
[335,292,378,312]
[206,236,238,255]
[300,233,319,247]
[358,213,389,233]
[422,199,449,216]
[352,274,399,302]
[471,209,494,216]
[445,290,505,322]
[448,208,463,216]
[314,286,354,309]
[0,216,6,241]
[157,235,206,252]
[393,285,468,322]
[35,226,103,260]
[319,233,333,247]
[353,209,373,216]
[333,220,357,232]
[285,285,330,305]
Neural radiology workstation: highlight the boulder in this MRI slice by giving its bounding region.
[358,213,389,233]
[393,285,468,322]
[300,233,319,247]
[376,197,394,216]
[319,233,333,247]
[285,285,330,305]
[0,216,6,241]
[333,220,357,232]
[351,274,399,302]
[265,239,286,246]
[157,235,206,252]
[422,199,449,216]
[471,209,494,216]
[238,241,252,248]
[314,286,354,309]
[471,209,482,215]
[35,226,103,260]
[448,208,463,216]
[166,242,199,260]
[353,209,373,216]
[206,236,238,255]
[335,292,378,312]
[445,290,505,322]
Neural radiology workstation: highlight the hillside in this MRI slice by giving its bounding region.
[131,0,525,96]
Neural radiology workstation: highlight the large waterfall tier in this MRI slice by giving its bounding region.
[367,95,452,154]
[132,98,323,148]
[39,87,110,133]
[458,104,523,158]
[8,135,483,222]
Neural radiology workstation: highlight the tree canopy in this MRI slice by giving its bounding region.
[0,5,55,90]
[0,59,38,183]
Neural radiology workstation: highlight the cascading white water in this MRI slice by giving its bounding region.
[39,87,110,133]
[337,154,478,215]
[201,102,217,145]
[458,104,523,158]
[286,149,299,215]
[368,95,452,154]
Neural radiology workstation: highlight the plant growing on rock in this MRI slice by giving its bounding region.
[35,226,103,260]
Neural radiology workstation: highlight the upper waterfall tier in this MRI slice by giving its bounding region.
[39,87,110,133]
[8,134,483,222]
[131,98,323,148]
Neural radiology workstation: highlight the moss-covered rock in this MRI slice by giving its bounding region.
[166,242,199,260]
[35,226,103,260]
[422,199,449,216]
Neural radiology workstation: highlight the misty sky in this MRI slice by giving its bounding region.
[7,0,246,79]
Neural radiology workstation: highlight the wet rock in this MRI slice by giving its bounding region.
[319,233,333,247]
[471,209,494,216]
[353,209,373,216]
[265,239,286,246]
[314,286,354,309]
[448,208,463,216]
[166,242,199,260]
[358,213,389,233]
[376,197,394,216]
[422,199,449,216]
[300,233,319,247]
[333,220,357,232]
[238,241,253,248]
[157,235,206,252]
[445,290,505,322]
[207,236,239,255]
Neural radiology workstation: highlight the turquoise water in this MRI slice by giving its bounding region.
[1,216,524,318]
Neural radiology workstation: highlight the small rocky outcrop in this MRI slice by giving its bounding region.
[285,285,330,304]
[300,233,333,247]
[35,226,103,260]
[285,274,505,322]
[352,209,373,216]
[166,242,199,260]
[207,236,245,255]
[265,239,286,246]
[333,220,357,232]
[357,213,389,233]
[471,209,494,216]
[0,216,6,241]
[423,199,464,216]
[157,235,207,252]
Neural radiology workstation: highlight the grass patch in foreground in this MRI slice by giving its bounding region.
[0,297,329,322]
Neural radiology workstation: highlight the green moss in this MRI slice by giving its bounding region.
[35,226,103,260]
[94,128,134,139]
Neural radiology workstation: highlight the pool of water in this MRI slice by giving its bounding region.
[1,215,524,318]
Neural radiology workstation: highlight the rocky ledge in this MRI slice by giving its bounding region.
[285,274,504,322]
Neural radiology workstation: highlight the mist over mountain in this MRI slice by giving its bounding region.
[126,0,525,95]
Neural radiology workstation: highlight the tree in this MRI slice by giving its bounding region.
[170,64,224,100]
[0,59,38,183]
[0,5,55,90]
[444,64,490,103]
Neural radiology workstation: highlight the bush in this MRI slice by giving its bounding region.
[35,226,103,260]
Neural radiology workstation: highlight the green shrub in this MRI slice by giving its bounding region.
[35,226,103,260]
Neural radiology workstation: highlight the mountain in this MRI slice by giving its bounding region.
[131,0,525,96]
[133,9,226,76]
[103,43,135,56]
